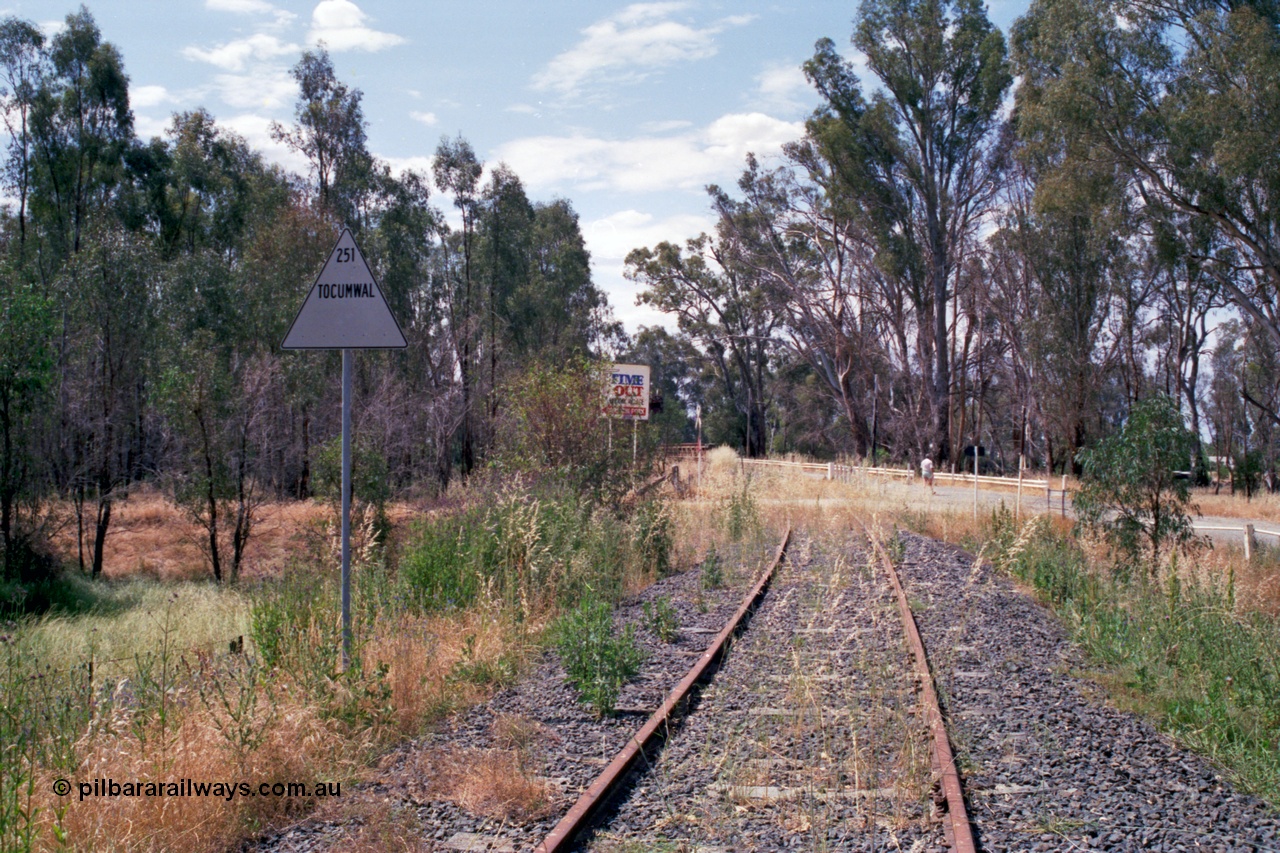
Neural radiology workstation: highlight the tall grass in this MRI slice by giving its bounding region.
[0,479,681,852]
[986,508,1280,804]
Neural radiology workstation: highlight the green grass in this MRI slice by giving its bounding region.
[986,508,1280,805]
[23,580,250,680]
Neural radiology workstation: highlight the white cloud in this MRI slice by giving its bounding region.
[220,113,311,174]
[754,63,811,113]
[206,0,274,13]
[533,3,751,97]
[211,69,298,111]
[183,34,299,71]
[204,0,297,28]
[639,119,692,133]
[308,0,406,52]
[585,208,713,331]
[382,155,436,178]
[410,111,438,126]
[494,112,804,195]
[133,112,172,143]
[584,209,713,261]
[131,85,173,109]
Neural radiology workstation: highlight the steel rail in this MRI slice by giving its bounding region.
[864,523,977,853]
[533,527,793,853]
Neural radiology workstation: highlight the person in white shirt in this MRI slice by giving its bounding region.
[920,457,935,494]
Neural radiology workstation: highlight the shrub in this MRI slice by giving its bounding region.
[642,596,679,642]
[553,597,646,717]
[1074,394,1201,569]
[700,546,724,590]
[398,510,485,612]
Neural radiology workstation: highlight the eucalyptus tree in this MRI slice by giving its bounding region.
[1012,0,1280,426]
[272,47,370,222]
[628,228,780,458]
[28,6,132,266]
[433,135,484,474]
[519,199,599,358]
[0,17,46,257]
[803,0,1012,464]
[707,152,883,457]
[0,273,53,578]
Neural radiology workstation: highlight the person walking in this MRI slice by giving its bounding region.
[920,456,935,494]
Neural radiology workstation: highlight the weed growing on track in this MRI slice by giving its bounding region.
[554,597,647,717]
[986,508,1280,805]
[642,596,679,642]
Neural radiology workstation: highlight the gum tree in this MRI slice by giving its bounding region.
[1074,395,1200,568]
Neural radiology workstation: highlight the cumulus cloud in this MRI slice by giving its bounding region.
[183,34,299,71]
[410,111,438,126]
[584,209,712,331]
[584,209,713,261]
[205,0,296,28]
[754,63,811,113]
[131,85,173,109]
[211,69,298,111]
[494,112,804,195]
[220,113,311,174]
[308,0,406,52]
[533,3,752,97]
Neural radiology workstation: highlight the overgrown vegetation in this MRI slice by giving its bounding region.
[1074,395,1202,568]
[983,506,1280,804]
[553,596,647,717]
[642,596,679,643]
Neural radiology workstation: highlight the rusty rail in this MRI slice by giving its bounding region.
[865,523,977,853]
[533,527,793,853]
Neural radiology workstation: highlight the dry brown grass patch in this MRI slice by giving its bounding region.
[47,489,426,583]
[329,802,432,853]
[419,747,558,823]
[33,693,351,852]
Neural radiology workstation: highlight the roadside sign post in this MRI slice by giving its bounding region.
[282,228,407,669]
[604,364,650,471]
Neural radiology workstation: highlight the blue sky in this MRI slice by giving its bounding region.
[19,1,1030,331]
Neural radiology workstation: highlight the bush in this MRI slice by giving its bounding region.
[642,596,679,642]
[1074,395,1200,569]
[700,546,724,590]
[398,510,486,612]
[554,597,646,717]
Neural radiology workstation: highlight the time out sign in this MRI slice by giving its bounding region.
[604,363,650,421]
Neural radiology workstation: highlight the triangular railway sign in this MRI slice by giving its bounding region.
[281,229,407,349]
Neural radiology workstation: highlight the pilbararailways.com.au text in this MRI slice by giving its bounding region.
[55,777,341,802]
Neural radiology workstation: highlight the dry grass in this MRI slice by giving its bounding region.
[21,600,531,852]
[32,691,349,852]
[1192,488,1280,524]
[418,747,558,822]
[46,486,422,583]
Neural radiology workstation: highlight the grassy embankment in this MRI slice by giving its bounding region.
[0,457,770,853]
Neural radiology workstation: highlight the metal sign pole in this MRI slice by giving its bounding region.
[341,348,352,669]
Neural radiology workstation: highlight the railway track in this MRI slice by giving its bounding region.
[250,521,1280,852]
[558,525,963,853]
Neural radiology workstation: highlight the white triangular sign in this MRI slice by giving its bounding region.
[281,229,407,349]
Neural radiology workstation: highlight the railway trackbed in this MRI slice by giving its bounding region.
[248,524,1280,853]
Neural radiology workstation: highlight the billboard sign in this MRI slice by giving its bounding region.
[604,364,650,421]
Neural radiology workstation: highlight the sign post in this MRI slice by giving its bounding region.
[282,228,406,668]
[604,364,650,470]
